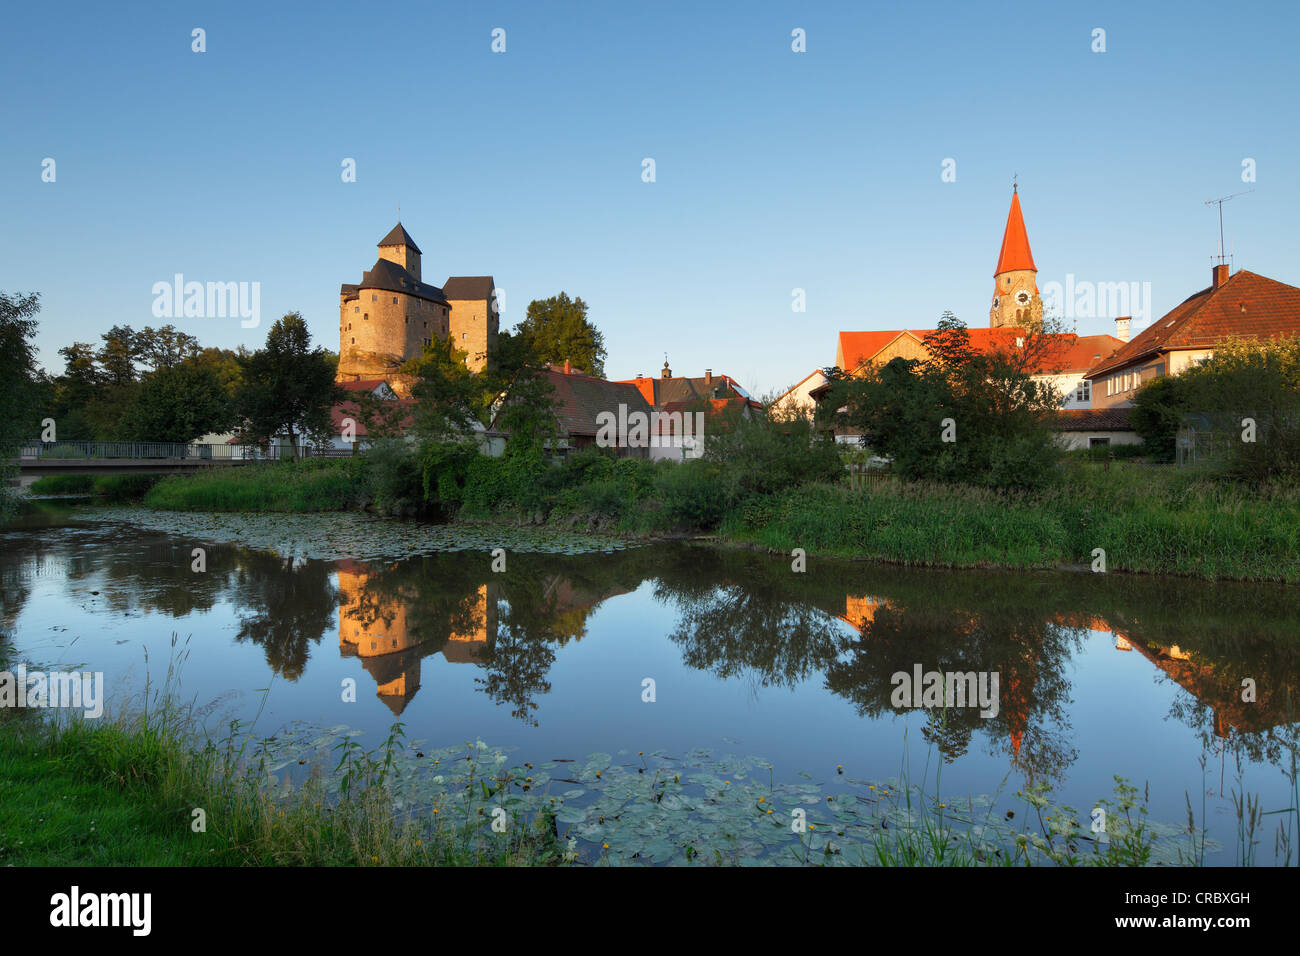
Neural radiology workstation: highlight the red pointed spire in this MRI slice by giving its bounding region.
[994,187,1037,275]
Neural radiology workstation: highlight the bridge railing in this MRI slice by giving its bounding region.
[3,441,353,462]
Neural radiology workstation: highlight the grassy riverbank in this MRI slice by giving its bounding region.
[0,703,563,867]
[129,454,1300,583]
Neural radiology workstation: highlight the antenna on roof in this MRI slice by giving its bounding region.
[1204,190,1252,265]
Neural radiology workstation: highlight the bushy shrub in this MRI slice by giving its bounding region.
[706,412,843,501]
[654,459,729,530]
[367,439,426,517]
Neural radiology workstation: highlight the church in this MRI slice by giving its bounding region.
[336,223,498,390]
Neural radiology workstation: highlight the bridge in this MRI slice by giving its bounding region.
[5,441,350,476]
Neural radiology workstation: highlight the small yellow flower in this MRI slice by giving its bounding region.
[596,771,602,778]
[809,824,815,830]
[869,785,876,790]
[724,780,730,785]
[938,803,947,808]
[372,856,378,862]
[602,843,609,849]
[758,797,765,803]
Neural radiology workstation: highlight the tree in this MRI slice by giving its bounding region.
[1130,374,1190,463]
[236,313,341,458]
[400,336,484,441]
[820,313,1060,490]
[517,292,607,377]
[123,359,236,443]
[0,291,43,513]
[483,330,556,457]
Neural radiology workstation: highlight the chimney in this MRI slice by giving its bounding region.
[563,359,571,374]
[704,369,713,385]
[1115,316,1131,343]
[1212,263,1230,288]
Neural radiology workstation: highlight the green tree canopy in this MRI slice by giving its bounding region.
[236,313,341,457]
[517,292,607,377]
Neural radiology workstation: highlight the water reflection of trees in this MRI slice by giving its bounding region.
[5,516,1298,773]
[231,551,339,681]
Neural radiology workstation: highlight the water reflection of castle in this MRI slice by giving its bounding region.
[335,562,630,714]
[336,562,497,715]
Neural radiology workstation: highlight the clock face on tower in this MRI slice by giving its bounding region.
[1015,290,1031,306]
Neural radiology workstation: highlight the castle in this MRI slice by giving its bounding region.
[337,223,497,387]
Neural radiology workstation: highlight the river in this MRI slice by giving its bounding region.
[3,502,1298,865]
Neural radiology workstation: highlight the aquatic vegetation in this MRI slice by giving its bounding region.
[86,506,635,561]
[255,727,1217,866]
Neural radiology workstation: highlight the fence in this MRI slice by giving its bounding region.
[3,441,353,462]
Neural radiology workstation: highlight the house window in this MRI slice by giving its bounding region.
[351,337,355,344]
[371,295,377,302]
[423,337,432,347]
[354,306,359,313]
[404,317,408,325]
[393,297,398,304]
[1076,380,1090,403]
[423,321,427,328]
[1090,437,1110,449]
[462,332,468,339]
[363,313,369,320]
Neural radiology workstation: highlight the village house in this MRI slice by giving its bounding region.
[816,188,1127,449]
[1083,265,1300,407]
[617,359,762,460]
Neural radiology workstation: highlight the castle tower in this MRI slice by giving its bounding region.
[989,187,1043,329]
[377,222,422,281]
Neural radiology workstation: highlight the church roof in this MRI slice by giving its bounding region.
[378,222,422,254]
[994,189,1037,275]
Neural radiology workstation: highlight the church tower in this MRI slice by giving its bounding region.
[989,187,1042,329]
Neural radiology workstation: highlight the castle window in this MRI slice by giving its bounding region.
[423,337,431,347]
[423,321,427,328]
[372,295,377,302]
[462,332,467,340]
[354,306,359,313]
[351,338,355,344]
[393,297,398,304]
[404,317,408,325]
[364,313,369,320]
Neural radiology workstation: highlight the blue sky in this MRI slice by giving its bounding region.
[4,0,1298,397]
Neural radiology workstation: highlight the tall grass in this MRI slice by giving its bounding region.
[724,463,1300,582]
[143,458,371,512]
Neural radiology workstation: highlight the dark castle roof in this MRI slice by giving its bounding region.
[340,258,449,306]
[442,276,496,300]
[378,222,421,254]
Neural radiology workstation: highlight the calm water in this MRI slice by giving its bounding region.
[3,505,1299,865]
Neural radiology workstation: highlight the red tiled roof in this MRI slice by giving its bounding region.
[614,372,759,409]
[542,365,653,437]
[834,328,1124,377]
[1085,270,1300,379]
[1056,408,1134,431]
[995,189,1037,275]
[836,330,919,371]
[329,399,416,437]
